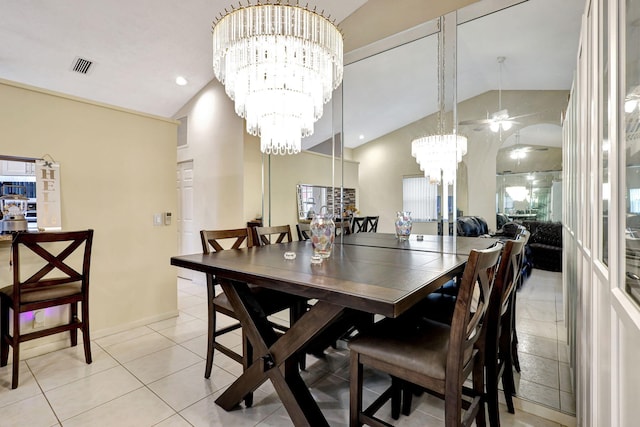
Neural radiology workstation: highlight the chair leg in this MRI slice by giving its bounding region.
[390,376,401,420]
[485,361,500,427]
[0,299,8,367]
[81,300,92,364]
[349,351,364,427]
[501,365,516,414]
[472,355,487,427]
[11,343,19,389]
[70,301,78,347]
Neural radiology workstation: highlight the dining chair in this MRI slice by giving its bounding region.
[1,230,94,389]
[400,237,527,426]
[254,225,292,246]
[348,243,502,427]
[364,216,379,232]
[351,216,367,233]
[484,238,526,424]
[253,225,308,369]
[200,227,302,390]
[296,222,311,241]
[511,229,530,374]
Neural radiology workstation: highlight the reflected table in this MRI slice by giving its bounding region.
[170,238,494,426]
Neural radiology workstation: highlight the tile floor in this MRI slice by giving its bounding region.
[514,269,575,415]
[0,271,573,426]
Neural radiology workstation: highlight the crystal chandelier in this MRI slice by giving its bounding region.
[211,2,344,155]
[411,15,466,184]
[412,134,467,184]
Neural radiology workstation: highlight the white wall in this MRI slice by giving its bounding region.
[0,79,178,346]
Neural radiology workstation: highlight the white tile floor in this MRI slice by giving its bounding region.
[0,275,574,426]
[514,269,575,415]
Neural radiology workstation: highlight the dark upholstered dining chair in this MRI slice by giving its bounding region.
[348,244,503,427]
[200,227,302,396]
[1,230,94,389]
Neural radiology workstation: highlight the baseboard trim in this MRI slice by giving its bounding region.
[513,397,577,427]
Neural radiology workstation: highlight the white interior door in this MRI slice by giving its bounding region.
[177,160,195,279]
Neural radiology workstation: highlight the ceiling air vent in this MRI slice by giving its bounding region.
[70,57,94,75]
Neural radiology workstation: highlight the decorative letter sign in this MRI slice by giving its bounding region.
[35,160,62,230]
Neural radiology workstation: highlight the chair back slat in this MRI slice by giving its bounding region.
[254,225,292,246]
[200,228,254,254]
[448,244,502,369]
[351,216,367,233]
[364,216,379,232]
[12,230,94,297]
[296,223,311,241]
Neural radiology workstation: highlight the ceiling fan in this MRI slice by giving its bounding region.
[505,130,548,165]
[459,56,535,133]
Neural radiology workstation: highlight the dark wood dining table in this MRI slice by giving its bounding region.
[170,235,496,426]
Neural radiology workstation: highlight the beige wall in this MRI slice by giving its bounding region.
[0,79,178,345]
[263,148,359,231]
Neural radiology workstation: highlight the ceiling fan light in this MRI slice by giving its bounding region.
[501,121,512,131]
[490,121,500,132]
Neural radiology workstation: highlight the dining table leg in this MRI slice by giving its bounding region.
[216,278,345,426]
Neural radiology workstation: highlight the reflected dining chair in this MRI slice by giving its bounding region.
[351,216,367,233]
[1,230,94,389]
[200,227,302,394]
[296,222,311,241]
[364,216,379,232]
[348,244,502,427]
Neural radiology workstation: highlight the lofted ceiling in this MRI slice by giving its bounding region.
[0,0,584,166]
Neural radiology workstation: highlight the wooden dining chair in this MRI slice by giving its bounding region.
[1,230,94,389]
[398,237,526,426]
[348,244,502,427]
[511,229,530,374]
[364,216,379,232]
[296,223,311,241]
[254,225,292,246]
[484,238,526,425]
[351,216,367,233]
[252,225,308,368]
[200,228,302,390]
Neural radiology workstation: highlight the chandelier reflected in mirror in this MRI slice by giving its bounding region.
[212,2,344,155]
[411,15,466,185]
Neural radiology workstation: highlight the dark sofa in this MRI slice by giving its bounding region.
[523,221,563,272]
[456,216,490,237]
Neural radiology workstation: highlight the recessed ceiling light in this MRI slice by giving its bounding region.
[175,76,188,86]
[359,134,364,140]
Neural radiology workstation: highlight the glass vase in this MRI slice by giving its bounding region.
[310,212,336,258]
[395,211,412,241]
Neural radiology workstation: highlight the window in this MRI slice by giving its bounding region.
[630,188,640,214]
[402,176,438,222]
